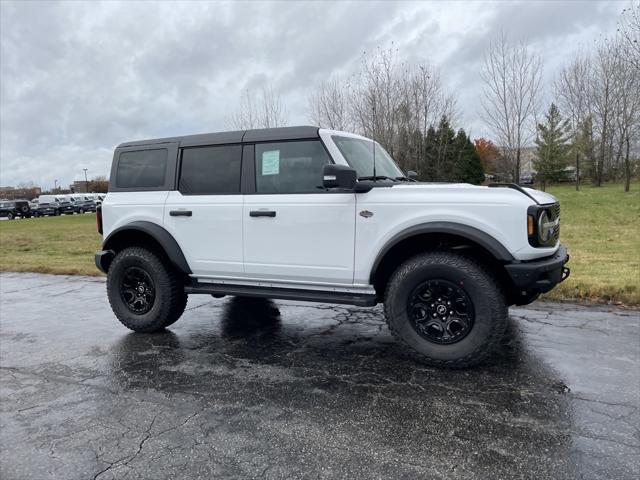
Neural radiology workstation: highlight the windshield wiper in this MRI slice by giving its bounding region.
[358,175,398,182]
[394,176,417,182]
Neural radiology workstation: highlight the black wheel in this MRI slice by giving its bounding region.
[6,212,14,220]
[55,209,60,216]
[78,208,84,214]
[384,251,507,368]
[106,247,188,332]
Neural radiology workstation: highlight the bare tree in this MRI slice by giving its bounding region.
[230,85,289,130]
[611,38,640,191]
[590,40,620,186]
[618,3,640,72]
[307,46,457,174]
[89,175,109,193]
[350,47,405,156]
[308,76,354,131]
[555,52,594,190]
[480,32,542,182]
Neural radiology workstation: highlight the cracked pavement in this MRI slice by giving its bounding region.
[0,272,638,479]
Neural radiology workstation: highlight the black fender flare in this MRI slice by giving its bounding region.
[369,221,514,283]
[103,221,192,274]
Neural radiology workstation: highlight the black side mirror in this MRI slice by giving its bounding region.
[323,164,357,190]
[407,170,418,180]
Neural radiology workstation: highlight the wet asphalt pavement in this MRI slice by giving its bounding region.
[0,272,638,480]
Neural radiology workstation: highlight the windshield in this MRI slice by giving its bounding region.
[332,136,404,179]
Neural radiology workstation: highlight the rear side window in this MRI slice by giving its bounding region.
[254,140,331,194]
[179,145,242,194]
[116,149,167,189]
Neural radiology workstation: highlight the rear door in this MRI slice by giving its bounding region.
[163,144,244,277]
[242,140,356,285]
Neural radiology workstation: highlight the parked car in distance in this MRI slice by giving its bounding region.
[95,126,570,368]
[32,202,60,217]
[0,201,18,219]
[37,194,62,204]
[57,200,77,215]
[74,198,97,213]
[0,200,32,219]
[519,172,535,185]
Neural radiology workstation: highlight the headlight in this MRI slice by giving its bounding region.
[528,203,560,247]
[538,210,553,243]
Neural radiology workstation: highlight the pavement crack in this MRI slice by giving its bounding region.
[93,414,159,480]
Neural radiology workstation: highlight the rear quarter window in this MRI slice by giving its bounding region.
[179,144,242,195]
[116,149,168,189]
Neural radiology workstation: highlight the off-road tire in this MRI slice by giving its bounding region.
[384,251,507,369]
[6,212,14,220]
[107,247,188,332]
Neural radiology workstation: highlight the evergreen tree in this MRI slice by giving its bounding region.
[423,117,456,181]
[421,118,484,184]
[453,129,485,184]
[534,103,571,190]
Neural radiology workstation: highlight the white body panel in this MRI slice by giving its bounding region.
[163,191,244,277]
[352,184,556,284]
[101,191,169,238]
[242,193,356,284]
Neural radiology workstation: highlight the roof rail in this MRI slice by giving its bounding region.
[488,182,539,205]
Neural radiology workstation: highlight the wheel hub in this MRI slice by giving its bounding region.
[407,280,474,344]
[120,266,155,314]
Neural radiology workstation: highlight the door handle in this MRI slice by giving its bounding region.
[169,210,192,217]
[249,210,276,218]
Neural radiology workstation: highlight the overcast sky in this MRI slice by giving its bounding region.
[0,0,624,190]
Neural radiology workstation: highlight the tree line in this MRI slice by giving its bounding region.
[229,5,638,190]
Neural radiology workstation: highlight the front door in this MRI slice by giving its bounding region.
[243,140,356,286]
[164,144,244,278]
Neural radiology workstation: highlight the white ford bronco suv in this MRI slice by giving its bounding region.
[96,126,569,367]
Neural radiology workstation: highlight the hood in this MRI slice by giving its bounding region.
[394,182,558,205]
[521,187,557,205]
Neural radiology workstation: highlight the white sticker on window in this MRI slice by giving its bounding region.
[262,150,280,176]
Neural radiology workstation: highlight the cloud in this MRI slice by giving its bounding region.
[0,0,621,189]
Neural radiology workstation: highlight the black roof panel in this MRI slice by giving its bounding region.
[242,126,319,142]
[117,126,320,149]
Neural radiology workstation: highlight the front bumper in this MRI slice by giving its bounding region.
[505,245,570,294]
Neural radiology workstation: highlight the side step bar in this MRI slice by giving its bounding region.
[185,282,378,307]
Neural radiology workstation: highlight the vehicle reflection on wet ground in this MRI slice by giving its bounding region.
[0,272,638,479]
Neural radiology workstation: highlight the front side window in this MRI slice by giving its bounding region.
[116,149,167,189]
[255,140,331,194]
[331,136,403,179]
[179,145,242,194]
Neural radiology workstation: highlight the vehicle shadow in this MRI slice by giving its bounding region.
[106,297,580,476]
[108,296,572,415]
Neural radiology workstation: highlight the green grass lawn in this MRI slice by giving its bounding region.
[0,214,102,276]
[541,182,639,305]
[0,183,638,304]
